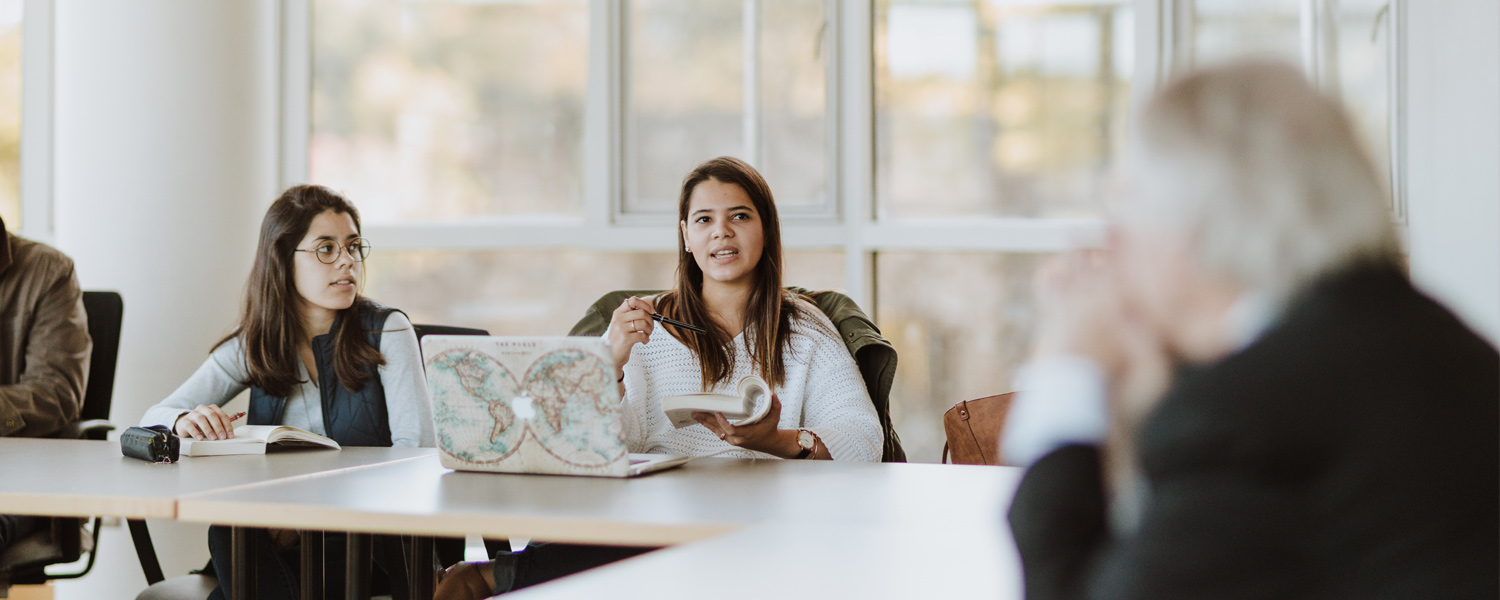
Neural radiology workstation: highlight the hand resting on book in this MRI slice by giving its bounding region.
[174,403,236,441]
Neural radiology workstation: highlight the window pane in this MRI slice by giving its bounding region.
[311,0,588,222]
[1334,0,1392,209]
[757,0,830,214]
[876,251,1047,463]
[1190,0,1302,68]
[876,1,1133,219]
[364,249,844,337]
[0,2,18,230]
[625,0,829,216]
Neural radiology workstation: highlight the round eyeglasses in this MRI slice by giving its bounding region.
[295,238,371,265]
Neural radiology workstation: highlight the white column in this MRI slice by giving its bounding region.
[51,1,278,594]
[1403,0,1500,345]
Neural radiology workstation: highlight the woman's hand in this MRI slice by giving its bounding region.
[607,296,656,377]
[693,394,802,458]
[174,404,236,440]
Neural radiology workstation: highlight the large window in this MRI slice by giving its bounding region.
[303,0,1404,463]
[304,0,1127,464]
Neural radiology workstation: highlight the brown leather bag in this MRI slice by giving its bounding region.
[941,392,1016,465]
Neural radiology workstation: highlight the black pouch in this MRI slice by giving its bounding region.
[120,425,179,463]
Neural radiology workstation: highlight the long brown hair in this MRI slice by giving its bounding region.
[217,185,385,397]
[656,157,814,390]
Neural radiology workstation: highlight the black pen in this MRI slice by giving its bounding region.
[650,312,707,334]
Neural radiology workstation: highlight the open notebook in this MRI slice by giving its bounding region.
[179,424,340,457]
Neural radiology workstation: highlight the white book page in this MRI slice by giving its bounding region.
[231,425,340,448]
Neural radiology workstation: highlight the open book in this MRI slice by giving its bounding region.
[662,375,773,429]
[179,424,341,457]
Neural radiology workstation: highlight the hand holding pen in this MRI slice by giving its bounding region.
[607,296,708,377]
[173,404,245,441]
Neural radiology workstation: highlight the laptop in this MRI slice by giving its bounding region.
[421,335,688,478]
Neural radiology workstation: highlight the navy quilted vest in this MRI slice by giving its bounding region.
[247,299,400,447]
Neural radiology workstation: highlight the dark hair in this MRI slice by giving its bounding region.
[217,185,384,397]
[656,156,814,389]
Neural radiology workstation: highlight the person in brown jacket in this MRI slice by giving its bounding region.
[0,215,90,553]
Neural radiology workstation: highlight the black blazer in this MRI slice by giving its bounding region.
[1007,264,1499,599]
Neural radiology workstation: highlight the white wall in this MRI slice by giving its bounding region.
[50,1,278,597]
[1404,0,1500,346]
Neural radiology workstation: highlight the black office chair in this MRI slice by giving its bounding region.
[0,291,123,592]
[135,321,490,600]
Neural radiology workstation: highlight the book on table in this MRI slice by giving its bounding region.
[179,424,341,457]
[661,375,773,429]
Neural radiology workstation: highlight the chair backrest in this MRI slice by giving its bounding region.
[569,289,907,462]
[412,323,490,365]
[79,291,123,424]
[413,324,490,339]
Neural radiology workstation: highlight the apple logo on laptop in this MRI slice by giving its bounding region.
[512,394,536,422]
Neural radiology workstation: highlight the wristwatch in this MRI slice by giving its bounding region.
[793,429,817,459]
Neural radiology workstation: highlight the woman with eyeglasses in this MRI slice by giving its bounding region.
[140,184,433,600]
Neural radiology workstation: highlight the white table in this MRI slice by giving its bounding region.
[0,438,433,519]
[176,455,1025,599]
[506,521,1023,600]
[0,438,435,593]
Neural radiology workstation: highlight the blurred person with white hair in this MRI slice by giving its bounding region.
[1002,62,1498,599]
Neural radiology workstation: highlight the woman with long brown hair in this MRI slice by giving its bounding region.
[140,184,432,599]
[435,157,882,599]
[607,155,882,461]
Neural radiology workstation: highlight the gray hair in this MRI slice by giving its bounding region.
[1122,61,1401,300]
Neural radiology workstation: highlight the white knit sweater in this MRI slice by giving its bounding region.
[614,305,883,462]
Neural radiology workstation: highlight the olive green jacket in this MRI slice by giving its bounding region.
[569,288,906,462]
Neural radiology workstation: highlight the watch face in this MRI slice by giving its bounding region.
[797,430,816,451]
